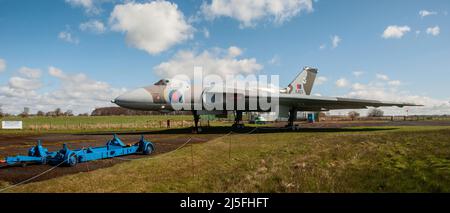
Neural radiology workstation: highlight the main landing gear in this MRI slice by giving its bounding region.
[232,111,245,129]
[286,108,299,130]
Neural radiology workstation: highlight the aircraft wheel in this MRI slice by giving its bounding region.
[68,155,77,167]
[143,144,153,155]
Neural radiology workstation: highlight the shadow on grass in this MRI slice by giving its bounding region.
[76,126,398,136]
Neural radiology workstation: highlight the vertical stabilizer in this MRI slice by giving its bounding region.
[286,66,318,95]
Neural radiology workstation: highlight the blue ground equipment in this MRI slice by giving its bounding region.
[1,134,154,167]
[307,113,315,123]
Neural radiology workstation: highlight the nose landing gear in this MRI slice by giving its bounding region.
[192,110,202,133]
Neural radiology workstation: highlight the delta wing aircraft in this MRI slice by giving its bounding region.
[113,67,421,132]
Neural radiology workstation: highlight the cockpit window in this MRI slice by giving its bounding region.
[154,79,170,86]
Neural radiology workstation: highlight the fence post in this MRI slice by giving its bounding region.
[228,135,231,160]
[191,144,194,178]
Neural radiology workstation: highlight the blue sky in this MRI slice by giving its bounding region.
[0,0,449,114]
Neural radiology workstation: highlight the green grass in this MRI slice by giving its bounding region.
[0,115,261,135]
[1,115,192,126]
[0,115,194,134]
[3,126,450,192]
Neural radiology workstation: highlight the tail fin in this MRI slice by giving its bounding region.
[286,66,318,95]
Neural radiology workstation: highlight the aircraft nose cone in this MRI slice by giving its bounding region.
[113,88,153,109]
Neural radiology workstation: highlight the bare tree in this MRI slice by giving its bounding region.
[368,108,384,117]
[64,110,74,116]
[348,111,360,120]
[55,108,62,117]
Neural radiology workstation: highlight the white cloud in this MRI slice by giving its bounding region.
[376,74,389,81]
[58,30,79,44]
[65,0,100,14]
[382,25,411,39]
[110,1,194,55]
[426,26,440,36]
[388,80,401,86]
[328,73,450,115]
[319,44,326,50]
[315,76,328,85]
[353,71,364,77]
[80,20,106,34]
[0,86,38,99]
[0,66,125,114]
[18,67,42,79]
[331,35,341,48]
[153,46,263,78]
[335,78,350,88]
[343,81,450,115]
[202,0,313,28]
[268,55,280,65]
[202,27,210,38]
[0,58,6,72]
[8,77,42,91]
[48,66,122,101]
[351,83,366,90]
[7,67,42,91]
[319,35,341,50]
[419,10,437,18]
[228,46,243,57]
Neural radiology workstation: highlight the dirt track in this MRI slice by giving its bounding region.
[1,120,449,184]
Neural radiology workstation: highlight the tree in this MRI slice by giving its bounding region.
[36,110,45,116]
[64,110,74,116]
[46,111,56,117]
[54,108,62,116]
[348,111,360,120]
[368,108,384,117]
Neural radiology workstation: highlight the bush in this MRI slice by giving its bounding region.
[348,111,360,120]
[368,108,384,117]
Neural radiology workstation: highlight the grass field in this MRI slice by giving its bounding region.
[2,125,449,192]
[0,115,194,134]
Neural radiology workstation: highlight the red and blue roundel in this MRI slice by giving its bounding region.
[168,90,183,103]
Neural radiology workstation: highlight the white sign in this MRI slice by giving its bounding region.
[1,121,23,129]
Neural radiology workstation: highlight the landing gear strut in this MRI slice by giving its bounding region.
[287,108,299,130]
[232,111,245,129]
[192,110,202,133]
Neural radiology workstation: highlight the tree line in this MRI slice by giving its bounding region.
[0,106,191,117]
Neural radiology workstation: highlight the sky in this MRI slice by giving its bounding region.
[0,0,449,115]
